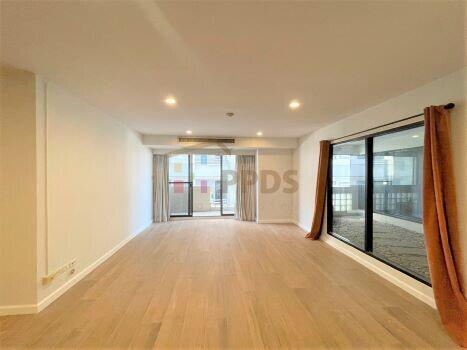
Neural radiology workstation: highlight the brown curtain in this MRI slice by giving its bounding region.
[424,106,466,347]
[306,140,331,240]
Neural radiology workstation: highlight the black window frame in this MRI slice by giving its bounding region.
[327,121,430,286]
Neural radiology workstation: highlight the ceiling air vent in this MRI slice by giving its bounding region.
[178,137,235,144]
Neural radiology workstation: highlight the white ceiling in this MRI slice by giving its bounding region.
[1,1,465,137]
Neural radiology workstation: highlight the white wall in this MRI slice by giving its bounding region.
[293,68,467,306]
[0,66,153,315]
[257,149,294,223]
[0,67,38,310]
[35,80,153,307]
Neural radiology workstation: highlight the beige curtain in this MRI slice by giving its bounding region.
[423,106,466,346]
[153,154,169,223]
[235,155,256,221]
[306,140,331,239]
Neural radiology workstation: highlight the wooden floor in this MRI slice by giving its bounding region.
[0,220,456,349]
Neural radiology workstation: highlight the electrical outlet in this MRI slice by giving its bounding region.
[42,260,76,285]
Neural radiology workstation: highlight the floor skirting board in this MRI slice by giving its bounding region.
[0,222,153,316]
[37,222,153,313]
[293,221,436,309]
[0,304,37,317]
[257,219,294,224]
[292,220,310,232]
[2,221,435,316]
[3,220,452,347]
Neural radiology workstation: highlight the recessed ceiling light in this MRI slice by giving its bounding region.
[289,99,301,110]
[164,96,177,106]
[186,130,192,134]
[256,131,263,136]
[412,135,419,138]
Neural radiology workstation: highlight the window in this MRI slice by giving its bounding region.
[168,154,236,217]
[330,140,366,249]
[168,155,191,216]
[192,154,221,215]
[221,155,236,215]
[373,137,423,222]
[169,154,189,182]
[328,123,430,284]
[199,154,208,165]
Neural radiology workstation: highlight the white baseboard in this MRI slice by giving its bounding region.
[322,235,436,308]
[292,220,310,232]
[257,219,294,224]
[0,222,153,316]
[36,222,153,313]
[291,221,436,309]
[170,216,233,221]
[0,304,37,316]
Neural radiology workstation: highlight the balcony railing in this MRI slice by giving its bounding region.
[332,184,422,222]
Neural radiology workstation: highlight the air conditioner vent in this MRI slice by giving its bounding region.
[178,137,235,144]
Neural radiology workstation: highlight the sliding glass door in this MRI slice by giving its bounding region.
[168,154,236,217]
[169,155,191,216]
[372,126,427,281]
[330,139,366,249]
[328,123,430,284]
[192,155,221,216]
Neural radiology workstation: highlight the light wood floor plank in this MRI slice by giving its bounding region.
[0,219,457,349]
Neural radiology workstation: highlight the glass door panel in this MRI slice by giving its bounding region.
[168,154,191,216]
[169,182,191,216]
[168,154,237,218]
[192,155,221,216]
[331,140,366,249]
[221,155,236,215]
[169,154,189,182]
[372,126,429,282]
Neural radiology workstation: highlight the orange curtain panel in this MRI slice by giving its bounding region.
[423,105,466,347]
[306,140,331,240]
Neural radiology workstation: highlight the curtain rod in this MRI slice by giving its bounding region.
[331,103,455,143]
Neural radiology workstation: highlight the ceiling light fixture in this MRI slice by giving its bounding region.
[164,96,177,106]
[289,99,301,110]
[186,130,192,135]
[256,131,263,136]
[412,135,419,138]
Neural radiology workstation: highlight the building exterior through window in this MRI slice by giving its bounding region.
[329,125,429,284]
[169,154,236,217]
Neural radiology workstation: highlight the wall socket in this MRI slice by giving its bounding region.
[42,260,76,285]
